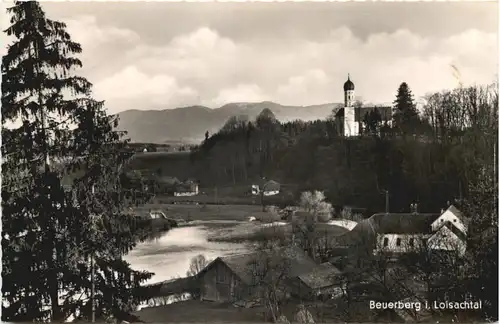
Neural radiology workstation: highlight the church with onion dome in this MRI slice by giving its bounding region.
[335,74,393,137]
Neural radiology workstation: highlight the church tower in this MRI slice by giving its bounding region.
[343,74,358,136]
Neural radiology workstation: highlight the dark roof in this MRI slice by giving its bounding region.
[343,76,355,91]
[446,205,468,226]
[335,106,392,122]
[175,182,198,192]
[204,246,318,285]
[370,213,440,235]
[261,179,280,191]
[217,253,257,284]
[157,176,180,185]
[297,263,342,289]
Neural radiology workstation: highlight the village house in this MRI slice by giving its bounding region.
[197,246,342,303]
[174,180,199,197]
[373,205,467,256]
[251,180,281,196]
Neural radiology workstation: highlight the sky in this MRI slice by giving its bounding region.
[1,1,498,114]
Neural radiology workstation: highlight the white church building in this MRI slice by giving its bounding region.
[335,74,392,137]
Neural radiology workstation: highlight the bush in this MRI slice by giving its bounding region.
[340,207,363,222]
[316,211,332,223]
[256,212,282,223]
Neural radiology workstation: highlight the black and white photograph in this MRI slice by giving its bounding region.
[1,1,498,323]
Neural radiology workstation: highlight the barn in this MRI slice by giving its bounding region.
[197,247,342,303]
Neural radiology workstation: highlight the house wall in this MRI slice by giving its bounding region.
[375,234,427,253]
[263,190,279,196]
[431,210,466,234]
[174,191,197,197]
[287,278,313,299]
[427,226,466,256]
[200,260,250,302]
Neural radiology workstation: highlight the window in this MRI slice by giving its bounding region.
[396,238,402,246]
[383,237,389,247]
[409,238,415,247]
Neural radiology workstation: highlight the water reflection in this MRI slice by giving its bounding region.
[125,225,247,284]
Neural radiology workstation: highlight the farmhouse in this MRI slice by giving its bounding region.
[373,205,467,256]
[174,180,199,197]
[197,246,342,303]
[251,180,281,196]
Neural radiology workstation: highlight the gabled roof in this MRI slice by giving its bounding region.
[444,205,468,226]
[370,213,440,235]
[263,180,280,191]
[200,246,317,285]
[218,253,258,284]
[175,182,198,192]
[157,176,180,185]
[297,263,342,289]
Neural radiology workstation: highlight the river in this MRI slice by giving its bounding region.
[124,224,249,285]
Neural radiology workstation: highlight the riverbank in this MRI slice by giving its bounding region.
[132,203,273,222]
[207,221,350,243]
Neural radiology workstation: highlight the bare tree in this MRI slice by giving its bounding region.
[423,84,498,142]
[186,254,210,277]
[366,231,470,321]
[340,207,364,222]
[246,240,295,322]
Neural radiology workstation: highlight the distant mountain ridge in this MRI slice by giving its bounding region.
[116,101,342,144]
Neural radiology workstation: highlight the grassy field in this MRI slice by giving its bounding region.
[208,222,350,243]
[152,186,297,206]
[131,203,273,221]
[133,300,266,322]
[132,298,391,323]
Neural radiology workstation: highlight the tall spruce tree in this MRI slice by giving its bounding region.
[393,82,419,135]
[2,2,153,322]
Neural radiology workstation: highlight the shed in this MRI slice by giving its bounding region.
[197,246,336,303]
[263,180,281,192]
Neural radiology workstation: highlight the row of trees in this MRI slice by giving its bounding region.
[187,80,497,214]
[2,2,158,322]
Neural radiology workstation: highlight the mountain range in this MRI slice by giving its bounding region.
[116,101,342,144]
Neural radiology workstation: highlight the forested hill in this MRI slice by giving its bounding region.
[116,101,340,143]
[134,84,497,214]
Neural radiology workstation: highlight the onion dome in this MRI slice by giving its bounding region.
[343,74,355,91]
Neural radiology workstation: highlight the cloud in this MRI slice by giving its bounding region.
[65,15,140,50]
[3,9,496,114]
[212,84,267,106]
[94,66,198,108]
[88,25,496,113]
[275,69,331,105]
